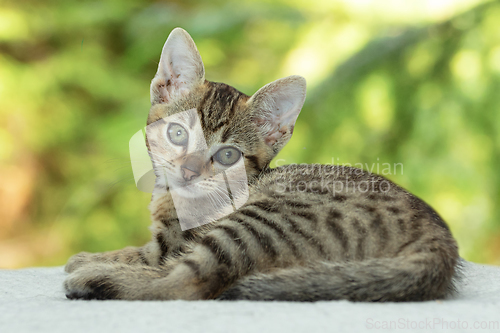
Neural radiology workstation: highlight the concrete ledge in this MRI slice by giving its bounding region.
[1,260,499,332]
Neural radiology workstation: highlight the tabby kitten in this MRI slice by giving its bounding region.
[64,28,459,302]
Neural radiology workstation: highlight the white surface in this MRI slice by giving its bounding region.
[0,260,499,333]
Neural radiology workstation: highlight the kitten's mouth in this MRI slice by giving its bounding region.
[171,177,200,189]
[169,178,205,198]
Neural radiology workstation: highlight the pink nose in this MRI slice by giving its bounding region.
[181,167,200,181]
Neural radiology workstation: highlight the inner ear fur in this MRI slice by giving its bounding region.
[150,28,205,106]
[248,75,307,153]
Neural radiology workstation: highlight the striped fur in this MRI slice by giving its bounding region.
[64,28,459,302]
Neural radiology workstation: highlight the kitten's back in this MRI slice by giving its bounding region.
[218,164,459,301]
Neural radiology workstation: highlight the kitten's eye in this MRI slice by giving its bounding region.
[213,147,241,166]
[167,123,188,146]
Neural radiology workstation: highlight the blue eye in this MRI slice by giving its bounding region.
[167,123,188,146]
[214,147,241,166]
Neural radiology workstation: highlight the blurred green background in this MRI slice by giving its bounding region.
[1,0,499,268]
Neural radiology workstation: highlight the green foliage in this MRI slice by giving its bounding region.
[0,0,498,267]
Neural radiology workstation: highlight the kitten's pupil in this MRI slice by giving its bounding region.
[225,151,232,159]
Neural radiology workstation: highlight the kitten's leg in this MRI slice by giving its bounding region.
[65,193,210,272]
[64,219,274,300]
[64,220,214,273]
[65,244,157,273]
[64,248,239,300]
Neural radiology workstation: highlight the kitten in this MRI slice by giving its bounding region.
[64,28,459,302]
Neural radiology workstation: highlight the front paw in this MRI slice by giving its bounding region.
[65,252,96,273]
[64,265,121,300]
[64,263,168,300]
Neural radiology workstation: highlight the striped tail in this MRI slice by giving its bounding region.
[218,254,460,302]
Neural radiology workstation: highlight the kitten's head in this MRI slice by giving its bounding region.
[146,28,306,198]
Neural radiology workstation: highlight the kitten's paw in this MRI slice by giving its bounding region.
[64,265,122,300]
[65,252,96,273]
[64,263,168,300]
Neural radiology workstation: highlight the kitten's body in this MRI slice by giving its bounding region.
[64,28,459,302]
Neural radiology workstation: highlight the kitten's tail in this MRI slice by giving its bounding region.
[218,254,461,302]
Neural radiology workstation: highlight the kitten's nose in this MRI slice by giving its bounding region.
[181,154,203,181]
[181,166,200,181]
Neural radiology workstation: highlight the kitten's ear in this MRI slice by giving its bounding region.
[150,28,205,105]
[248,75,306,153]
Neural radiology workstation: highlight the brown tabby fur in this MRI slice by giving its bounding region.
[64,28,459,302]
